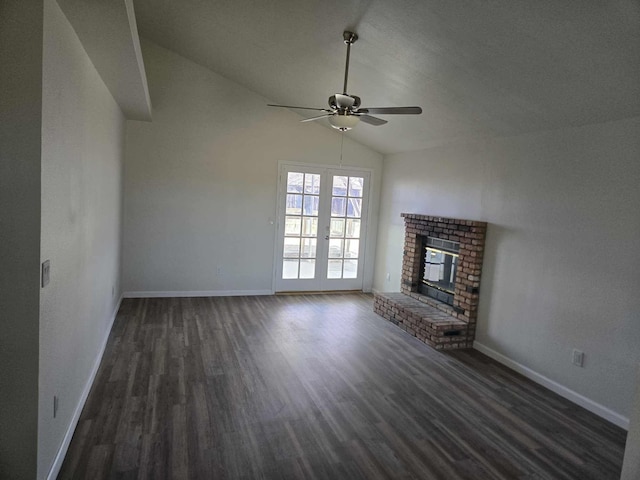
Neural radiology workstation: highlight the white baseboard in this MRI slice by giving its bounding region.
[473,341,629,430]
[123,289,273,298]
[47,295,123,480]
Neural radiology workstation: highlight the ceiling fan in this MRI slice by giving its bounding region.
[268,31,422,131]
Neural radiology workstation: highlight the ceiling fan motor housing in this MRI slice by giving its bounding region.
[329,94,361,112]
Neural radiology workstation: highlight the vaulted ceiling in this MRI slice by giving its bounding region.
[132,0,640,154]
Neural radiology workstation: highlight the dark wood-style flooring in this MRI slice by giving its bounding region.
[59,294,626,479]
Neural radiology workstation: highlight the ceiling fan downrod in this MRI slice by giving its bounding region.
[342,31,358,95]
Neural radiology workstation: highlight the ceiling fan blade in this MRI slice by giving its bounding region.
[358,114,388,126]
[268,104,331,112]
[300,114,333,123]
[358,106,422,115]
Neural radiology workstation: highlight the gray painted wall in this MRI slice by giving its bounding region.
[37,1,126,477]
[374,117,640,421]
[0,1,44,478]
[122,40,383,295]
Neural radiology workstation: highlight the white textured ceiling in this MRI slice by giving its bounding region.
[132,0,640,154]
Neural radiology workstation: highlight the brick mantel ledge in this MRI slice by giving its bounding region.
[400,213,487,229]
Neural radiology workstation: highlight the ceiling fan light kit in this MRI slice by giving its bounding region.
[329,113,360,131]
[268,31,422,131]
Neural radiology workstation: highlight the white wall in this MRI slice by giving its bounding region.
[374,117,640,421]
[0,2,43,478]
[38,0,125,478]
[122,40,383,295]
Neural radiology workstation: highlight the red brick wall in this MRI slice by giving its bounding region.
[401,214,487,331]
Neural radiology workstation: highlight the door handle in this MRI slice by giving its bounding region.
[325,235,330,240]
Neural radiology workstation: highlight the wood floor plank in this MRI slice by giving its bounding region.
[58,294,626,479]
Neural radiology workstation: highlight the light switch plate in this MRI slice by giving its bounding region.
[42,260,50,287]
[572,349,584,367]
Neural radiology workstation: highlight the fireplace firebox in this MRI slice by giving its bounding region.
[419,237,460,306]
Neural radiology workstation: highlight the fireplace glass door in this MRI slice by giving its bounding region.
[420,237,460,305]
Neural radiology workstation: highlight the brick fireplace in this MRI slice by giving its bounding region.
[374,214,487,350]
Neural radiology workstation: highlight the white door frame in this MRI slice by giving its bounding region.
[272,161,374,293]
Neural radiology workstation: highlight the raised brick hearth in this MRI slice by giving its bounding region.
[374,214,487,350]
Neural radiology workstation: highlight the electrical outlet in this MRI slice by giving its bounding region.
[572,349,584,367]
[41,260,50,287]
[216,266,223,277]
[53,396,59,418]
[386,272,391,281]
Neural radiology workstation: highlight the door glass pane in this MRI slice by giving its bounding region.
[330,218,345,237]
[304,174,321,194]
[282,259,299,279]
[283,237,300,257]
[328,239,343,258]
[299,259,316,279]
[332,176,348,196]
[303,195,319,216]
[347,198,362,218]
[345,219,360,238]
[327,260,343,279]
[301,217,317,237]
[343,259,358,279]
[348,177,363,197]
[331,197,346,217]
[286,194,302,215]
[300,238,317,258]
[344,239,359,258]
[285,216,301,236]
[287,172,304,193]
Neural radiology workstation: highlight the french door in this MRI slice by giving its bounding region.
[274,163,371,292]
